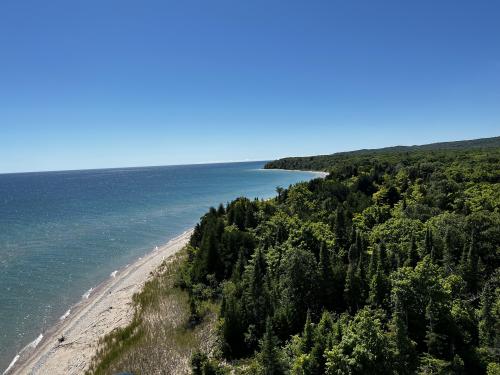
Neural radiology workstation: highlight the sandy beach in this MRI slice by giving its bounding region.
[9,229,193,375]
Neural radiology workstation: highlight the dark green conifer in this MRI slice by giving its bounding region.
[442,228,453,272]
[334,206,348,251]
[379,242,388,273]
[344,254,362,313]
[479,281,495,348]
[368,245,379,279]
[217,203,225,216]
[465,231,479,293]
[424,297,446,357]
[258,317,282,375]
[307,311,333,375]
[301,310,314,353]
[424,227,433,257]
[318,243,335,309]
[405,236,418,268]
[390,294,417,374]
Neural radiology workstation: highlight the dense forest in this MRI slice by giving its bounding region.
[180,141,499,374]
[264,136,500,172]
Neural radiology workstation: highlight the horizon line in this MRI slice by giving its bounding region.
[0,159,271,176]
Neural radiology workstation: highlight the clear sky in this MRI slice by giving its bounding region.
[0,0,499,173]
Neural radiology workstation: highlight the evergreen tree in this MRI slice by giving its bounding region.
[231,249,246,284]
[244,248,271,337]
[405,236,418,268]
[308,311,333,375]
[331,256,347,312]
[368,245,379,279]
[424,297,447,358]
[257,317,282,375]
[245,202,257,229]
[442,228,453,272]
[430,245,436,263]
[465,231,479,293]
[355,231,363,261]
[356,249,368,304]
[344,255,362,313]
[479,281,495,348]
[460,242,468,270]
[350,226,357,246]
[424,228,433,257]
[301,310,314,354]
[318,243,335,309]
[368,246,390,308]
[334,206,348,251]
[220,289,246,357]
[217,203,226,216]
[378,242,388,273]
[194,223,221,281]
[390,295,417,374]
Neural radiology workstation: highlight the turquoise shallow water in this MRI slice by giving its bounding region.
[0,161,318,370]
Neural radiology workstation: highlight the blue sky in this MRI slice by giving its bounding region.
[0,0,499,173]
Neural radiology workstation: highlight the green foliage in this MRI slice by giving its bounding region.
[325,308,394,375]
[256,317,284,375]
[180,142,499,374]
[191,351,227,375]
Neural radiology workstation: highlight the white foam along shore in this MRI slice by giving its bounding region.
[259,168,328,178]
[7,229,193,375]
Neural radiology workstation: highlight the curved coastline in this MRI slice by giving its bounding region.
[7,229,193,375]
[258,168,328,178]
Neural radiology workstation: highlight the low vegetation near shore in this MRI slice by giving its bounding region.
[88,138,499,375]
[85,250,218,375]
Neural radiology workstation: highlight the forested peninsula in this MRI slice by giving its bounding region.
[88,137,499,375]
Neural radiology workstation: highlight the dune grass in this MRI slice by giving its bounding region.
[85,249,218,375]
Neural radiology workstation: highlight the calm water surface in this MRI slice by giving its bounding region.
[0,161,319,370]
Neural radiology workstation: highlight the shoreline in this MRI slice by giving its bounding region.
[259,168,329,178]
[8,229,193,375]
[4,168,323,374]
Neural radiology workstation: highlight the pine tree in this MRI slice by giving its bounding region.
[348,243,357,265]
[357,249,368,304]
[258,317,282,375]
[194,224,221,281]
[368,248,390,307]
[479,281,495,348]
[318,243,335,309]
[231,249,246,283]
[405,236,418,268]
[390,295,417,374]
[350,226,357,246]
[355,231,363,260]
[217,203,225,216]
[424,228,433,257]
[301,310,314,353]
[379,242,388,273]
[368,245,379,279]
[334,206,348,251]
[424,297,446,357]
[344,254,361,313]
[442,228,453,272]
[465,231,479,293]
[244,203,257,229]
[246,248,270,336]
[308,311,333,375]
[221,291,245,357]
[459,242,468,277]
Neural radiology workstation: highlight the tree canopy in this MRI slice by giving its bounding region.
[184,142,499,374]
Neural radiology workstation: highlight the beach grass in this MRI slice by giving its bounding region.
[85,248,218,375]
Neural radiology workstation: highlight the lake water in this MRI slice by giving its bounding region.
[0,161,319,371]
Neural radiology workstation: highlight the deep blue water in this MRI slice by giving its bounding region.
[0,161,319,370]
